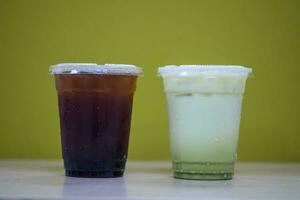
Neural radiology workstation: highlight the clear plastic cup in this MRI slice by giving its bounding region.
[50,63,142,178]
[158,65,252,180]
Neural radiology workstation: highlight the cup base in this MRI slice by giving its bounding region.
[174,172,232,180]
[173,161,234,180]
[65,170,124,178]
[63,159,126,178]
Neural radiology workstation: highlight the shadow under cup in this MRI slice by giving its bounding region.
[51,64,140,178]
[158,65,252,180]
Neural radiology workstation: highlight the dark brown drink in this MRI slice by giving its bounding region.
[53,65,139,178]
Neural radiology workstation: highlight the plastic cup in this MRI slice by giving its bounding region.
[158,65,252,180]
[50,63,142,178]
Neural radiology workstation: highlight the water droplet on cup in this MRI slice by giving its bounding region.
[95,131,101,137]
[232,153,237,161]
[79,146,84,151]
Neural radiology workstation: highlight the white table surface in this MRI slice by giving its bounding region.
[0,160,299,200]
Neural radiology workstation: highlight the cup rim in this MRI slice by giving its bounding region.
[158,64,252,77]
[50,63,143,76]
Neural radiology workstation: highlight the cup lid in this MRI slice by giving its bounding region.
[158,65,252,76]
[50,63,143,76]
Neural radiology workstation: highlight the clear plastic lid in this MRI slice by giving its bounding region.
[50,63,143,76]
[158,65,252,76]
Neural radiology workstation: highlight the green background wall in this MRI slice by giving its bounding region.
[0,0,299,161]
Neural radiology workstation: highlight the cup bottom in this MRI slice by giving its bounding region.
[63,159,126,178]
[173,161,234,180]
[174,172,232,180]
[65,170,124,178]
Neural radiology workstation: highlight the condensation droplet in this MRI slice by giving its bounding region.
[95,131,101,137]
[232,153,237,161]
[213,137,219,143]
[79,146,84,151]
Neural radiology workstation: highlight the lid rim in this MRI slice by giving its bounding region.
[50,63,142,75]
[158,64,252,76]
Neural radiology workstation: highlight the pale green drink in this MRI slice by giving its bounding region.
[158,65,252,180]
